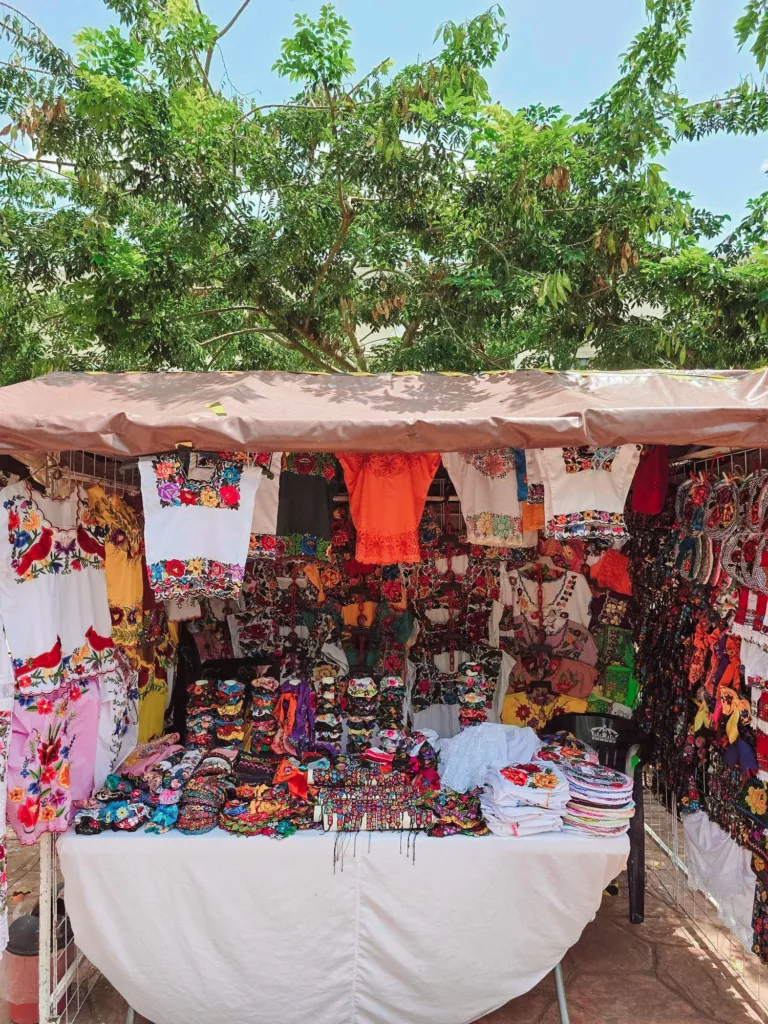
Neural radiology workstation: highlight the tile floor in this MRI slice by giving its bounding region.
[2,829,767,1024]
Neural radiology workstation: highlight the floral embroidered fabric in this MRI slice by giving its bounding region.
[532,444,642,541]
[0,644,12,954]
[140,451,261,602]
[562,446,618,474]
[442,450,535,548]
[151,453,248,509]
[281,453,338,479]
[89,485,144,648]
[0,483,114,692]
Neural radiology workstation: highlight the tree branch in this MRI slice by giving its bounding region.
[340,299,368,371]
[198,324,339,373]
[401,319,421,348]
[304,208,355,325]
[205,0,253,79]
[215,0,253,42]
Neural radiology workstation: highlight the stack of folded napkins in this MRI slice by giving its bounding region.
[560,761,635,837]
[481,762,569,837]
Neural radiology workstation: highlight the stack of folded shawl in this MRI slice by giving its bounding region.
[314,673,343,753]
[377,674,406,730]
[456,662,490,729]
[346,676,378,752]
[560,761,635,837]
[176,748,238,834]
[186,680,216,748]
[481,762,569,836]
[219,782,314,838]
[248,675,280,754]
[215,678,246,748]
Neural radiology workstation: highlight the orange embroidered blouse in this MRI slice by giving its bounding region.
[337,453,440,564]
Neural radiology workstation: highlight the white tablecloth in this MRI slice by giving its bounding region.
[58,828,628,1024]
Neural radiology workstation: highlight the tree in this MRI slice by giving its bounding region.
[0,0,766,380]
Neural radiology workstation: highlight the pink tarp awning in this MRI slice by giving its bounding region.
[0,369,766,455]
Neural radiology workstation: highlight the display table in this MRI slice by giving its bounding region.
[58,828,628,1024]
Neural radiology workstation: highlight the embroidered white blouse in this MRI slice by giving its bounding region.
[493,565,593,640]
[139,452,261,602]
[530,445,642,540]
[441,450,537,547]
[0,483,113,691]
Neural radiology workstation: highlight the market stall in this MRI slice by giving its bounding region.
[0,369,766,1024]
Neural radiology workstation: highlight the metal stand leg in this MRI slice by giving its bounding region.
[125,1008,135,1024]
[553,961,570,1024]
[38,833,54,1024]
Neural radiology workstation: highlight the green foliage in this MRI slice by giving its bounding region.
[0,0,768,382]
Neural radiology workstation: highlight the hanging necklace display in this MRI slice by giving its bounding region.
[737,472,767,531]
[702,478,739,538]
[675,474,712,537]
[720,533,755,588]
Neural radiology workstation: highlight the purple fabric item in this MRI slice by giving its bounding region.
[723,738,758,774]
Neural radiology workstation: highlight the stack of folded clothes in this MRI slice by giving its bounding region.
[248,675,280,754]
[561,761,635,837]
[480,762,569,837]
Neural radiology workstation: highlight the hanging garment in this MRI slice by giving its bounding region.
[632,445,669,515]
[683,810,756,952]
[0,639,13,954]
[514,450,528,502]
[276,453,338,542]
[497,565,593,634]
[589,549,632,596]
[500,691,587,731]
[139,452,261,602]
[742,639,768,689]
[506,656,597,700]
[0,482,114,692]
[589,590,635,632]
[441,451,537,547]
[337,453,440,564]
[531,444,642,540]
[521,452,545,531]
[88,486,144,648]
[92,653,139,791]
[251,452,282,536]
[7,676,101,845]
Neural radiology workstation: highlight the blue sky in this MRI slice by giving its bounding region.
[26,0,768,234]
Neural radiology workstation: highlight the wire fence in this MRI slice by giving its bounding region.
[644,765,768,1013]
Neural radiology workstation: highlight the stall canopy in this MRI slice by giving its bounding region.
[1,368,767,455]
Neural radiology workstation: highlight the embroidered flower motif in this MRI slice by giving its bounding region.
[746,784,768,817]
[562,446,618,473]
[500,767,529,787]
[461,449,516,478]
[532,772,559,789]
[151,453,245,509]
[8,787,23,803]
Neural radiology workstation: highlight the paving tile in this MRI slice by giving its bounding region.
[616,914,700,947]
[655,945,767,1024]
[568,918,654,974]
[557,972,702,1020]
[488,977,554,1023]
